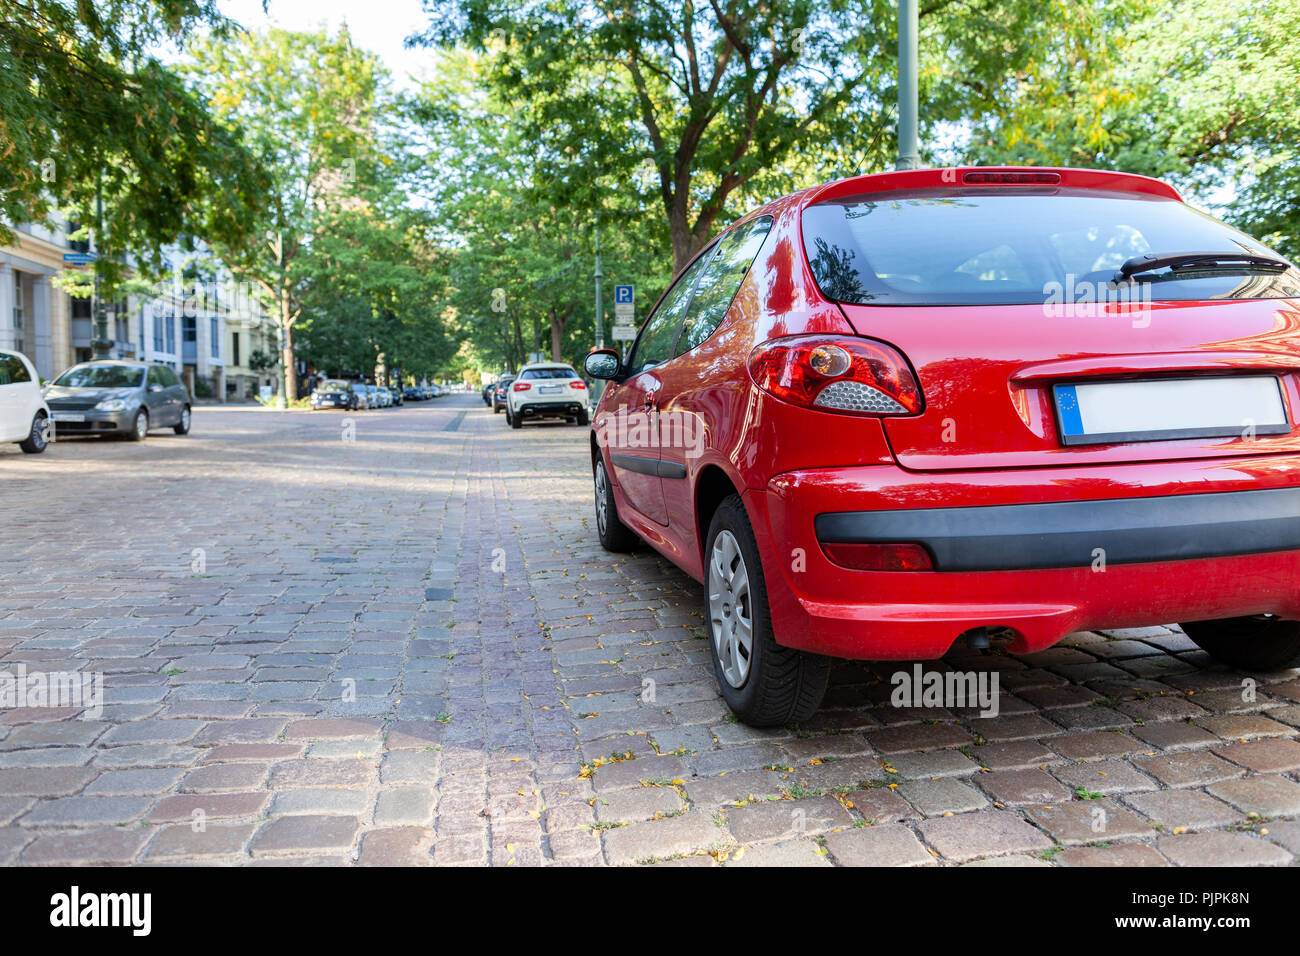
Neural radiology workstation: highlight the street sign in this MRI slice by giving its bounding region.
[614,284,634,322]
[611,325,636,341]
[62,252,97,265]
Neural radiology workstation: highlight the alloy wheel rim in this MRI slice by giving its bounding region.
[708,529,753,688]
[182,408,190,430]
[136,413,148,438]
[31,416,47,449]
[594,462,608,535]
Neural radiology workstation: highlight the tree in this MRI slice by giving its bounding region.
[953,0,1300,252]
[183,25,384,400]
[0,0,266,297]
[408,50,666,370]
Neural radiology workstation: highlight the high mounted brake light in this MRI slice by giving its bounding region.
[962,171,1061,185]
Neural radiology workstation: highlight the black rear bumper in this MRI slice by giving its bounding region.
[814,487,1300,571]
[517,402,585,418]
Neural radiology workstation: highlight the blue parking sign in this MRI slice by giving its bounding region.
[614,285,633,304]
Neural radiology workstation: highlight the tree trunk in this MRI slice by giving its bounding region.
[280,296,297,402]
[549,307,565,361]
[668,198,722,273]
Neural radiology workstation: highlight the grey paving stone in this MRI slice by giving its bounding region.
[824,824,934,866]
[917,809,1054,863]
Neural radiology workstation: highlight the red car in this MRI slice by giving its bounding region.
[584,166,1300,727]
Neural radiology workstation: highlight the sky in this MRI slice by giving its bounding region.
[215,0,437,89]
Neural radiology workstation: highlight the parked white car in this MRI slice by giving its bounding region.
[0,349,50,453]
[504,362,590,428]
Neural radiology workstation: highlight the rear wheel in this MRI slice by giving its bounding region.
[1181,616,1300,671]
[706,495,830,727]
[508,407,522,428]
[173,405,191,435]
[19,412,49,454]
[128,409,149,441]
[592,455,639,552]
[576,409,589,426]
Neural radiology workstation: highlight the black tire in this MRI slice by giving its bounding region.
[592,453,639,552]
[127,409,148,441]
[494,403,502,414]
[19,412,49,454]
[173,405,191,435]
[575,409,589,426]
[705,495,830,727]
[509,408,522,428]
[1181,616,1300,671]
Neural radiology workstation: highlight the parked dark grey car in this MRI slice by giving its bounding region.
[44,361,191,440]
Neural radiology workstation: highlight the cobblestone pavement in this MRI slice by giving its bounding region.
[1,395,1299,866]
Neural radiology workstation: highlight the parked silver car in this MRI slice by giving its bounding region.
[43,361,191,440]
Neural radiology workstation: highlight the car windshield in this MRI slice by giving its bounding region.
[54,365,144,388]
[802,188,1300,305]
[520,367,575,380]
[319,380,349,392]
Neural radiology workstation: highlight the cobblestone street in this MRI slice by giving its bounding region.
[1,395,1299,866]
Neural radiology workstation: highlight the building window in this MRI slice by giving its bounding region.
[153,312,166,352]
[165,314,176,354]
[232,331,241,367]
[210,316,220,358]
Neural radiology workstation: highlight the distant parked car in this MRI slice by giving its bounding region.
[44,360,189,440]
[0,348,50,453]
[403,386,422,401]
[491,374,514,413]
[310,379,358,410]
[505,362,589,428]
[481,381,494,405]
[366,384,381,408]
[349,383,371,409]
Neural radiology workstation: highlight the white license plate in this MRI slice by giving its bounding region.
[52,412,85,423]
[539,385,565,394]
[1054,375,1289,446]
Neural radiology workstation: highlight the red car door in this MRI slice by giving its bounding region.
[600,250,715,525]
[656,218,776,523]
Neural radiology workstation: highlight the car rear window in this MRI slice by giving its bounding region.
[520,367,575,380]
[801,188,1300,305]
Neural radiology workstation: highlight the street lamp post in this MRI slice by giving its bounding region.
[592,225,605,403]
[91,191,113,359]
[271,230,288,409]
[895,0,921,171]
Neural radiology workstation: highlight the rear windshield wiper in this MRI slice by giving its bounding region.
[1117,250,1291,281]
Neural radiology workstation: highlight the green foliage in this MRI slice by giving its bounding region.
[954,0,1300,251]
[0,0,266,297]
[182,26,457,394]
[407,51,666,372]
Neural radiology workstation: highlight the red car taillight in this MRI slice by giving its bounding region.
[569,381,586,389]
[512,382,531,391]
[748,334,922,415]
[821,542,933,571]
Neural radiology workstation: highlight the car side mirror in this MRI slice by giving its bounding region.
[584,348,621,381]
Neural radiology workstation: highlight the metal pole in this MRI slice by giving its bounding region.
[274,231,288,409]
[592,225,605,403]
[92,191,112,359]
[895,0,921,170]
[593,225,604,350]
